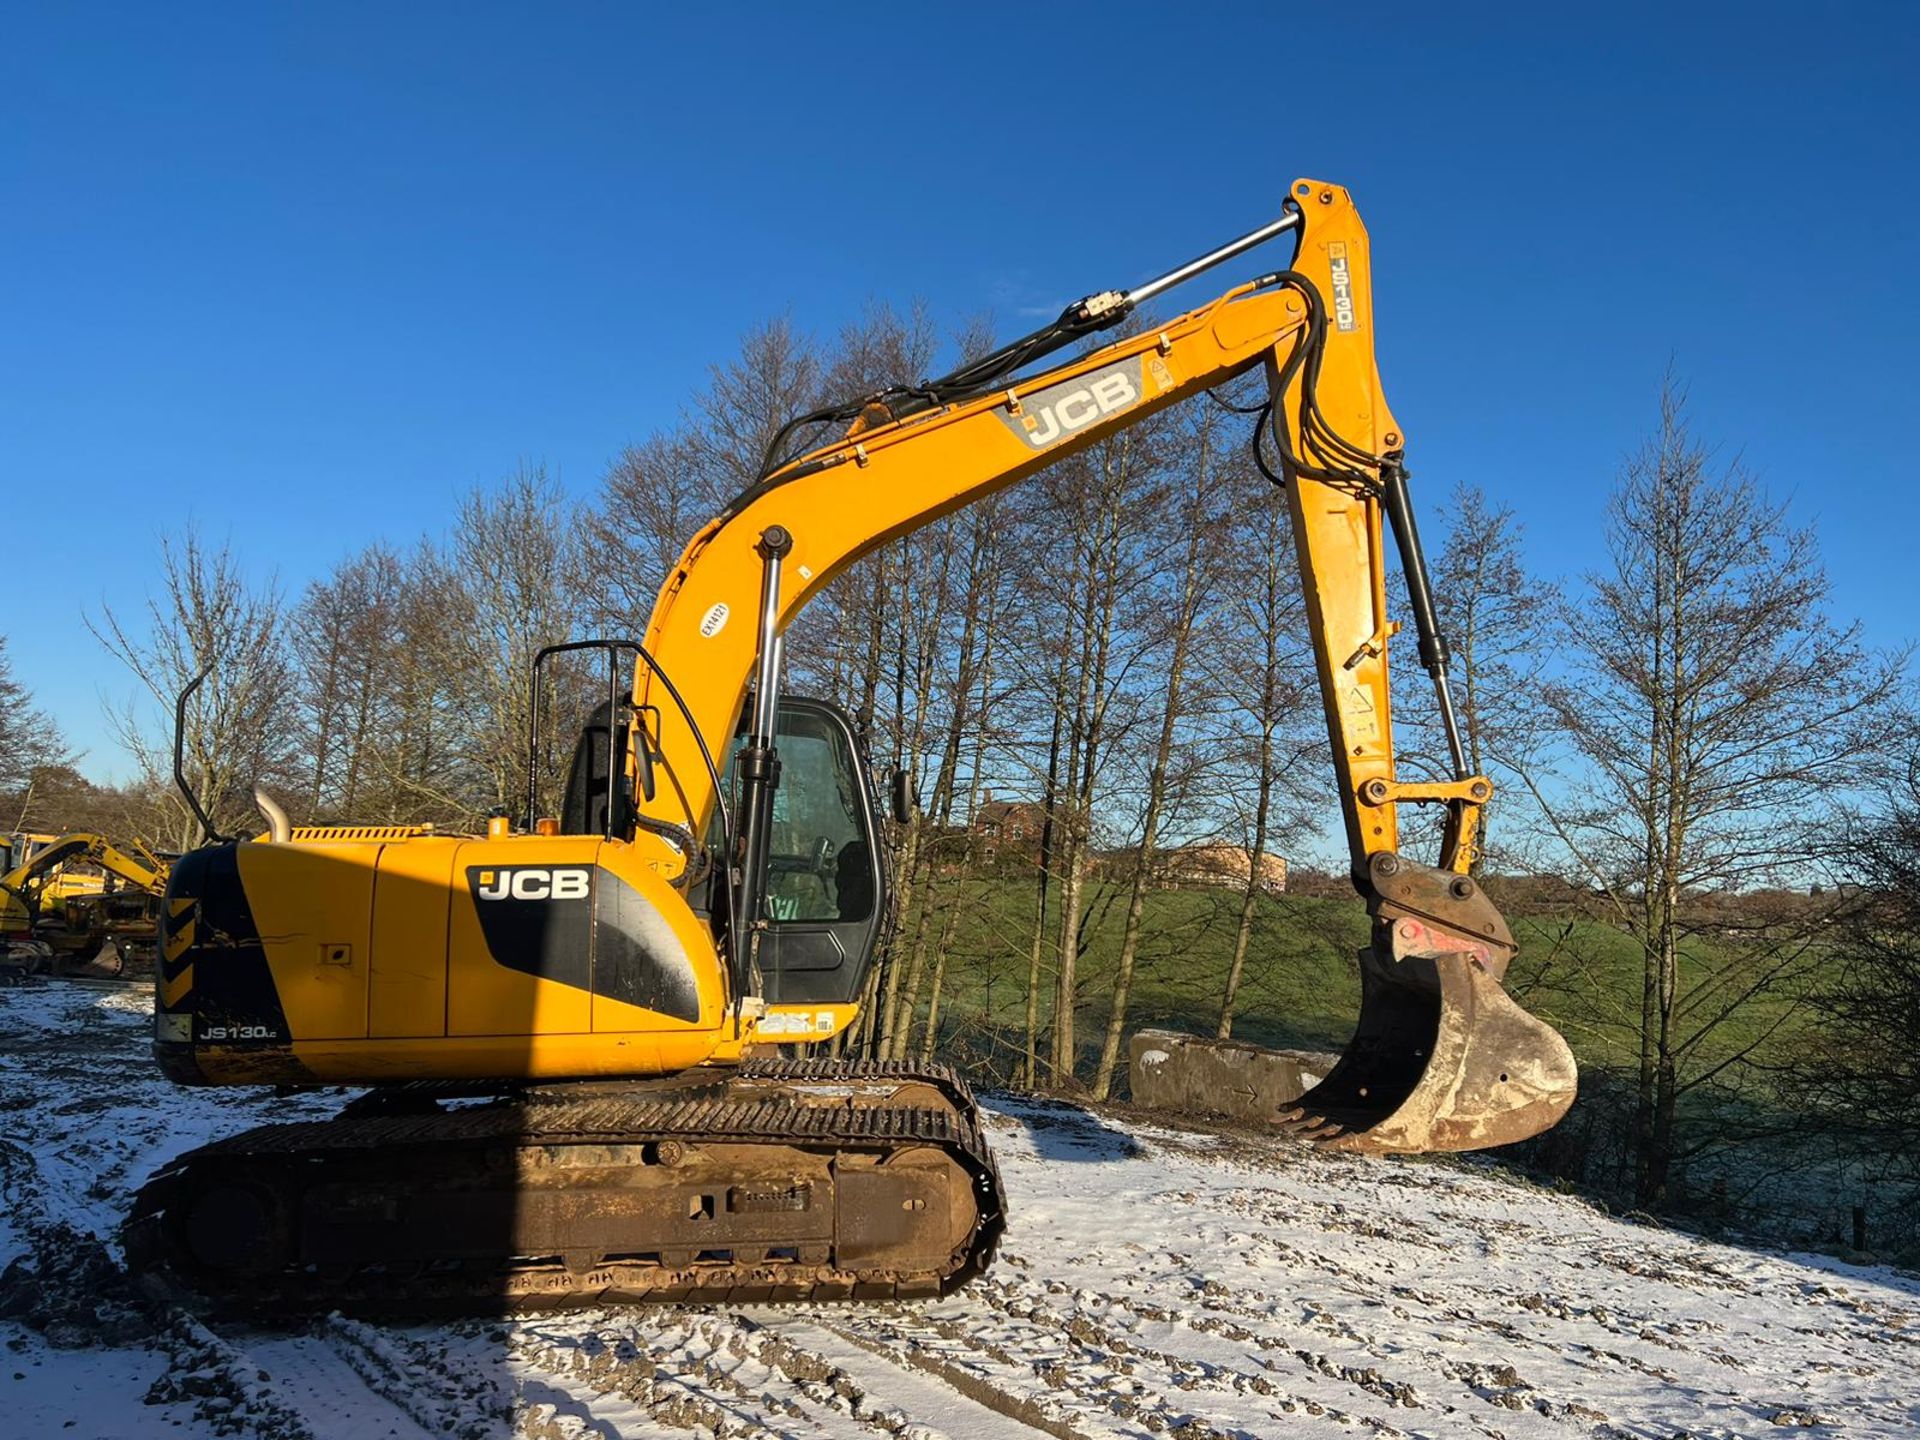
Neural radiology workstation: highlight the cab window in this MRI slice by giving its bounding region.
[761,713,874,922]
[710,702,877,926]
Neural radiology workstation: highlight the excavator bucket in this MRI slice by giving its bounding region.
[1131,879,1576,1154]
[1277,913,1578,1152]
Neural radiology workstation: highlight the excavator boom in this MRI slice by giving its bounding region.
[622,179,1576,1150]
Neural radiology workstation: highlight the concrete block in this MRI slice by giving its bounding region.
[1129,1029,1337,1122]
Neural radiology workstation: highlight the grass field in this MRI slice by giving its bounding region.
[893,874,1898,1253]
[892,875,1820,1085]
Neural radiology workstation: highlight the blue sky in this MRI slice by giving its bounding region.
[4,2,1916,781]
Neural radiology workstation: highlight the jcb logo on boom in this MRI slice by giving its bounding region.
[1001,359,1142,450]
[474,867,592,902]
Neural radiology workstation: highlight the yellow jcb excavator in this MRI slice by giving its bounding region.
[127,179,1577,1313]
[1,833,169,977]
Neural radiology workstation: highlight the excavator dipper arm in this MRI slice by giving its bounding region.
[628,179,1576,1154]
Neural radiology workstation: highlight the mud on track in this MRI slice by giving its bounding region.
[3,981,1918,1438]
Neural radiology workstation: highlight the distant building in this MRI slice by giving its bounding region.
[1157,843,1288,894]
[973,792,1049,861]
[968,802,1288,894]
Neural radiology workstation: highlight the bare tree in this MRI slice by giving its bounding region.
[2,765,168,839]
[1018,695,1065,1089]
[350,540,487,824]
[1031,412,1168,1086]
[1546,377,1909,1206]
[576,309,863,641]
[291,545,411,818]
[688,315,827,490]
[1798,773,1920,1188]
[887,497,1009,1059]
[915,643,1004,1064]
[1091,402,1231,1099]
[1402,484,1564,871]
[89,530,297,848]
[574,429,722,635]
[1200,449,1320,1039]
[444,465,587,820]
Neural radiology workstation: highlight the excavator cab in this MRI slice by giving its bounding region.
[690,696,888,1010]
[548,644,889,1014]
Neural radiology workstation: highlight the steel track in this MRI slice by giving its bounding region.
[126,1057,1005,1315]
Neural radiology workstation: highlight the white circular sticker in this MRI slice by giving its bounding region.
[699,602,730,638]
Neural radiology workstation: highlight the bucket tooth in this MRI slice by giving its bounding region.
[1291,1117,1348,1142]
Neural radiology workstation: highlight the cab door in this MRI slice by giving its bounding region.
[744,698,889,1009]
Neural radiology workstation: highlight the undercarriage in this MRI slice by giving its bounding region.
[125,1058,1003,1315]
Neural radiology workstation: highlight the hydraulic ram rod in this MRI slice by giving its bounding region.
[1126,209,1302,308]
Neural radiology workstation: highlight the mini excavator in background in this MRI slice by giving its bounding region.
[128,179,1578,1312]
[1,833,169,976]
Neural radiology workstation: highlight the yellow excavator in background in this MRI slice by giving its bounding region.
[1,833,169,976]
[128,179,1577,1313]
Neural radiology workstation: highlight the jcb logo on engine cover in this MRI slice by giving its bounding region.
[472,867,592,902]
[998,357,1149,451]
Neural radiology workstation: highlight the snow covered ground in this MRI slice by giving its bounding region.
[2,982,1916,1439]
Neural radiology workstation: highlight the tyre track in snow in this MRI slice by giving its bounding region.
[7,984,1920,1439]
[130,1303,500,1440]
[960,1261,1564,1439]
[801,1294,1392,1440]
[968,1121,1588,1436]
[986,1194,1654,1436]
[152,1309,523,1439]
[981,1103,1920,1438]
[505,1307,1075,1439]
[0,985,490,1438]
